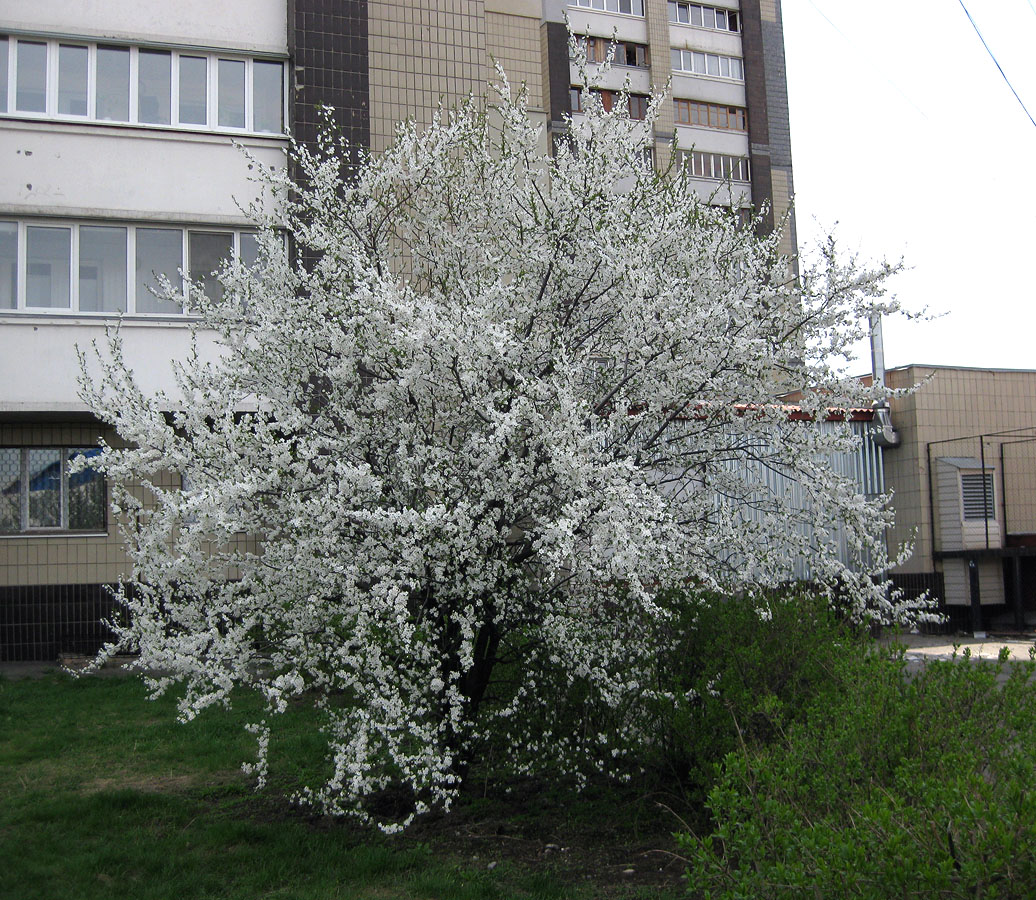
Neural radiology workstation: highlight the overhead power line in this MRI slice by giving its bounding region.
[957,0,1036,130]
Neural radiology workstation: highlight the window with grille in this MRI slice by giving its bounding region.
[961,472,995,520]
[0,447,106,534]
[676,150,751,182]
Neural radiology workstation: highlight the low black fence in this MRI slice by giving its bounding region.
[0,570,1001,663]
[887,571,963,634]
[0,583,117,662]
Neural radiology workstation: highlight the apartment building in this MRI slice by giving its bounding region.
[0,0,797,660]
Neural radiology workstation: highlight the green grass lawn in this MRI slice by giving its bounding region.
[0,670,686,899]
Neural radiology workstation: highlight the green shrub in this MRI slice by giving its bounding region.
[466,589,865,805]
[645,589,870,799]
[679,647,1036,899]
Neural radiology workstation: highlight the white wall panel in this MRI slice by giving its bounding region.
[686,180,752,207]
[668,24,742,56]
[674,124,749,156]
[670,72,746,106]
[0,122,284,224]
[0,319,223,411]
[0,0,287,54]
[569,62,652,94]
[566,11,649,44]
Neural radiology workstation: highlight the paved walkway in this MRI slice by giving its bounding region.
[886,632,1035,662]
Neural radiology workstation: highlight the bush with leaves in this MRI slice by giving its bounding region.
[679,646,1036,898]
[644,589,871,801]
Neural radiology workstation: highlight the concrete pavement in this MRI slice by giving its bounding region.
[887,632,1035,662]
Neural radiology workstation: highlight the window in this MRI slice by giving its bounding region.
[574,36,650,68]
[252,60,284,133]
[572,0,646,15]
[26,226,71,308]
[570,87,650,119]
[0,35,285,136]
[188,231,234,302]
[0,39,8,113]
[179,56,208,125]
[239,232,261,269]
[674,98,747,131]
[0,221,17,309]
[217,58,245,129]
[0,447,106,534]
[0,219,261,315]
[668,2,740,32]
[80,226,128,313]
[622,41,650,68]
[135,228,185,314]
[961,472,995,520]
[16,40,47,112]
[671,48,744,80]
[58,44,89,116]
[96,45,130,121]
[138,49,171,124]
[678,150,751,182]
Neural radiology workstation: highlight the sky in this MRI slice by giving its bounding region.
[782,0,1036,372]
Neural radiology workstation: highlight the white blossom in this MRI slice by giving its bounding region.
[78,65,930,830]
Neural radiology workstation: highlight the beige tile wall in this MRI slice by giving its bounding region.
[770,167,795,260]
[486,11,544,111]
[885,366,1036,571]
[369,0,489,153]
[644,0,676,167]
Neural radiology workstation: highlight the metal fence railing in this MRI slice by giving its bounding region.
[0,583,117,662]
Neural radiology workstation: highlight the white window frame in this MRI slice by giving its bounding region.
[680,150,751,183]
[0,33,286,136]
[571,0,646,17]
[0,219,262,316]
[668,1,741,33]
[671,48,744,82]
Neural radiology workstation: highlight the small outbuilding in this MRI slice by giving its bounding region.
[883,365,1036,633]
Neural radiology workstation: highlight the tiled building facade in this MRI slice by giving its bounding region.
[288,0,796,242]
[884,365,1036,631]
[0,0,797,659]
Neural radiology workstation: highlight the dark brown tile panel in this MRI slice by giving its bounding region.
[288,0,370,159]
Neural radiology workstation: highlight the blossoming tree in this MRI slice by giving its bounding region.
[79,69,922,829]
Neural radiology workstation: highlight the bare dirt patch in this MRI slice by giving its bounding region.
[82,770,243,795]
[398,781,691,896]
